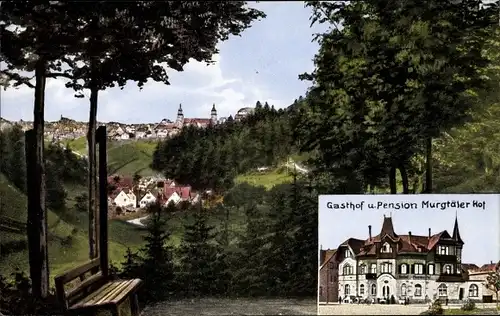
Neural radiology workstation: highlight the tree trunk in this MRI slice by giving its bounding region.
[389,166,397,194]
[27,59,49,299]
[425,137,433,193]
[399,165,409,194]
[87,83,99,259]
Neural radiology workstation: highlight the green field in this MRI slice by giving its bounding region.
[235,168,294,189]
[66,137,158,177]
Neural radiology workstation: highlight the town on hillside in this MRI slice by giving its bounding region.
[107,174,203,216]
[0,105,255,142]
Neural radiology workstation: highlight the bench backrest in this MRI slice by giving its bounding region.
[54,258,107,309]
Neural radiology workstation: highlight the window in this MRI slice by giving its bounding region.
[428,264,435,275]
[343,264,353,275]
[381,262,393,273]
[401,284,407,296]
[415,284,422,297]
[344,249,351,258]
[371,284,377,295]
[414,264,424,275]
[438,245,449,255]
[360,284,365,295]
[319,286,323,296]
[371,264,377,274]
[469,284,478,297]
[438,284,447,297]
[381,242,392,253]
[444,264,452,274]
[401,264,408,274]
[345,284,350,295]
[359,264,366,274]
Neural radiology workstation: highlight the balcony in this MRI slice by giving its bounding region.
[365,273,377,280]
[434,254,457,262]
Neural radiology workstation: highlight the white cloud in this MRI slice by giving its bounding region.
[1,54,282,123]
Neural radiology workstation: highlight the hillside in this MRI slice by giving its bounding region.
[66,137,158,176]
[0,174,147,281]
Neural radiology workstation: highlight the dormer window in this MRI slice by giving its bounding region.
[400,264,408,274]
[381,242,392,253]
[344,249,351,258]
[438,245,449,255]
[359,264,366,274]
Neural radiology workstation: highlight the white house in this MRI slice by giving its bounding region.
[163,191,182,206]
[113,189,136,208]
[139,192,157,208]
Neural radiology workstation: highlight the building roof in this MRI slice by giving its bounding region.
[320,249,337,269]
[337,216,461,257]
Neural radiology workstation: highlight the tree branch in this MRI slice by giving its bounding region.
[46,72,74,79]
[0,70,35,89]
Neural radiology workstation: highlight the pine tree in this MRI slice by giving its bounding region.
[262,186,293,296]
[139,201,175,303]
[232,203,268,296]
[285,179,318,297]
[119,247,142,280]
[177,204,223,297]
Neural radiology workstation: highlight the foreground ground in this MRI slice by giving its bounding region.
[318,303,500,315]
[142,298,316,316]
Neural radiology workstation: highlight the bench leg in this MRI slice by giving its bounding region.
[112,305,120,316]
[131,293,140,316]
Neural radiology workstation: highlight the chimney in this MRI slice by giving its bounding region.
[368,225,372,241]
[408,231,412,244]
[428,228,431,239]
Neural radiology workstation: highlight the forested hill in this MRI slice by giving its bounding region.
[151,100,304,191]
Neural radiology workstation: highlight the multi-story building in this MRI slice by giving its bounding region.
[319,215,486,304]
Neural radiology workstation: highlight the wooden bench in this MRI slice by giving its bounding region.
[55,258,143,316]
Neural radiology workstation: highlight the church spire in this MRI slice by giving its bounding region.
[177,103,184,122]
[452,214,464,244]
[210,103,217,124]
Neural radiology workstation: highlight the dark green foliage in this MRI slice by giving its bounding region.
[138,202,176,303]
[0,270,61,315]
[177,205,227,297]
[298,0,497,193]
[0,127,87,211]
[0,125,26,192]
[231,203,269,296]
[151,103,296,191]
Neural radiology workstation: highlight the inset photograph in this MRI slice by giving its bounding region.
[318,194,500,315]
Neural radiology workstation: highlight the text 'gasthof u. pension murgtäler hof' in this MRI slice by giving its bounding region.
[319,194,496,212]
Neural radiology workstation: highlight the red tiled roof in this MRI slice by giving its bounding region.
[471,263,498,273]
[462,263,480,272]
[163,185,194,201]
[344,216,460,256]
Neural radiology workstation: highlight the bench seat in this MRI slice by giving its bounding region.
[70,278,142,310]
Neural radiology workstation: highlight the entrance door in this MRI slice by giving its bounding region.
[459,288,464,300]
[383,285,390,298]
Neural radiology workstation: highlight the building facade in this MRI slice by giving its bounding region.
[319,216,486,304]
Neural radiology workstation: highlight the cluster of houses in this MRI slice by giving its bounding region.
[0,105,255,142]
[107,174,201,212]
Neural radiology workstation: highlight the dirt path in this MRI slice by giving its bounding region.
[142,298,317,316]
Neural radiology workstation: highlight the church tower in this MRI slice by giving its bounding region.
[211,104,217,125]
[176,104,184,123]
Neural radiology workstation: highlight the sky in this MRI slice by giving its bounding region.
[318,194,500,266]
[0,2,328,124]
